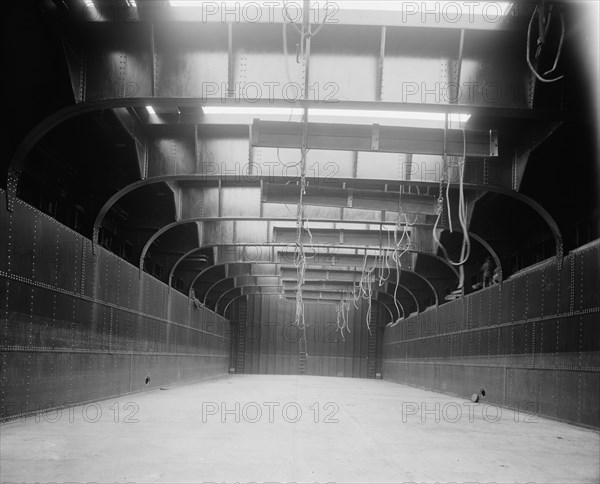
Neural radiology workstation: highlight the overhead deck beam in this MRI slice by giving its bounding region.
[189,260,440,309]
[252,120,498,157]
[262,183,437,214]
[88,175,562,268]
[204,275,281,305]
[140,5,521,31]
[280,268,420,313]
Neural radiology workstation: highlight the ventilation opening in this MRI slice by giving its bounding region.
[145,376,151,385]
[480,388,486,398]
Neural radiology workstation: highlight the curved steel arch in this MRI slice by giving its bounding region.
[496,191,563,267]
[204,275,281,306]
[374,267,440,307]
[6,99,563,270]
[190,261,440,309]
[223,294,247,319]
[6,94,527,206]
[167,247,209,288]
[204,269,419,317]
[449,229,504,282]
[206,274,390,312]
[140,219,435,277]
[5,97,198,211]
[382,282,420,314]
[373,291,405,320]
[186,249,451,298]
[141,217,429,277]
[91,175,563,270]
[215,286,282,314]
[162,234,457,285]
[7,96,502,185]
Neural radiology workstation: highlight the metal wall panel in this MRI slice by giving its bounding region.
[559,254,574,315]
[310,25,379,102]
[155,23,227,98]
[470,290,482,329]
[512,274,528,322]
[148,134,196,177]
[382,239,600,429]
[488,283,502,325]
[575,244,600,312]
[1,196,230,421]
[55,225,82,294]
[540,260,560,317]
[527,266,543,320]
[500,278,514,322]
[10,204,38,281]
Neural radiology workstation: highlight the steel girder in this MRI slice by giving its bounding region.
[451,229,504,283]
[4,10,568,326]
[251,120,498,157]
[7,11,564,208]
[88,174,563,267]
[56,19,533,106]
[186,262,416,314]
[217,284,397,320]
[89,3,525,31]
[204,275,281,305]
[137,217,436,276]
[4,96,551,197]
[189,261,440,311]
[511,121,564,191]
[168,228,495,292]
[202,274,413,317]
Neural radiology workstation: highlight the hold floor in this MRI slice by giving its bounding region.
[1,374,599,483]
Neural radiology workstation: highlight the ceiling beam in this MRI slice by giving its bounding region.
[252,120,498,157]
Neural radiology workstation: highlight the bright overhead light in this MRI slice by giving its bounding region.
[309,109,470,123]
[203,106,291,116]
[201,106,470,124]
[168,1,513,22]
[324,1,512,16]
[146,106,156,115]
[169,0,202,5]
[83,0,101,17]
[126,0,137,7]
[170,0,282,6]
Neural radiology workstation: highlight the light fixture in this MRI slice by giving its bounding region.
[202,106,291,116]
[309,109,470,124]
[317,1,512,16]
[169,0,207,6]
[146,106,156,115]
[126,0,137,7]
[169,1,511,14]
[169,0,280,6]
[202,106,470,124]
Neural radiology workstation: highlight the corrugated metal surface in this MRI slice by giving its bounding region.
[0,198,230,421]
[383,241,600,429]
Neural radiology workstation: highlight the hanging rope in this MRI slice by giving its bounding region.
[526,4,565,83]
[433,120,471,289]
[335,291,352,341]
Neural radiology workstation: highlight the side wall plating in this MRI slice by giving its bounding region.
[383,240,600,428]
[0,193,231,420]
